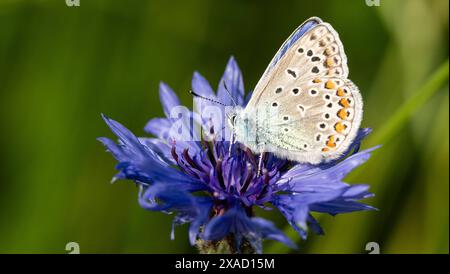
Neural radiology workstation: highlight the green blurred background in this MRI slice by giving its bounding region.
[0,0,448,254]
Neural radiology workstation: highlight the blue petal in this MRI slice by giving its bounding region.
[274,178,376,239]
[310,200,377,215]
[188,200,212,245]
[203,209,234,241]
[99,114,201,186]
[144,118,171,139]
[307,214,324,235]
[217,56,244,106]
[159,82,181,118]
[139,184,213,245]
[320,147,379,181]
[342,184,370,198]
[192,71,217,112]
[138,137,174,165]
[251,217,297,249]
[192,71,215,98]
[244,90,253,106]
[114,162,153,184]
[203,206,295,253]
[97,137,127,162]
[279,147,380,192]
[293,205,309,231]
[343,128,373,155]
[101,114,148,157]
[290,188,348,204]
[139,184,193,211]
[272,201,308,239]
[144,116,201,154]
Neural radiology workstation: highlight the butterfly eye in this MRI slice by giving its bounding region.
[231,115,237,124]
[228,114,237,127]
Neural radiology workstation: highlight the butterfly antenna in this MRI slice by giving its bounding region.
[189,90,226,106]
[222,81,238,107]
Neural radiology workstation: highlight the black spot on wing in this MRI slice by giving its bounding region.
[287,69,297,78]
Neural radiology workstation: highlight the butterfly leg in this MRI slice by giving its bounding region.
[257,151,266,177]
[228,128,235,157]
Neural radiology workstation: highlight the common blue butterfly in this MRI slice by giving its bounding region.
[229,17,363,164]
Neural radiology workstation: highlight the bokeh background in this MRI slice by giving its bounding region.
[0,0,448,254]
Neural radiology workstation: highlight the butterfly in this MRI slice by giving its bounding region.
[229,17,363,165]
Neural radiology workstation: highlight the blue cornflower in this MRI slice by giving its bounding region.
[98,57,377,253]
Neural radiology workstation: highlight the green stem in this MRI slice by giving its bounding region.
[366,59,449,146]
[196,237,257,254]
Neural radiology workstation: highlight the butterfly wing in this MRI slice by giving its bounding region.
[247,17,322,108]
[254,77,362,163]
[243,18,362,163]
[258,17,323,80]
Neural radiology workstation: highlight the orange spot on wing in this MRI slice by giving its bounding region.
[339,98,351,108]
[337,109,348,119]
[334,122,347,133]
[326,58,334,67]
[336,87,345,97]
[325,80,335,89]
[326,136,337,148]
[313,79,322,83]
[322,147,330,152]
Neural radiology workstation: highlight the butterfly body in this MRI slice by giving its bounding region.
[230,17,363,164]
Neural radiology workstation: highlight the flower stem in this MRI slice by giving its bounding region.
[196,236,257,254]
[367,59,449,146]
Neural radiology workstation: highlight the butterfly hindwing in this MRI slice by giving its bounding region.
[255,77,362,163]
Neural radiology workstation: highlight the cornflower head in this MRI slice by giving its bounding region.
[98,57,377,254]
